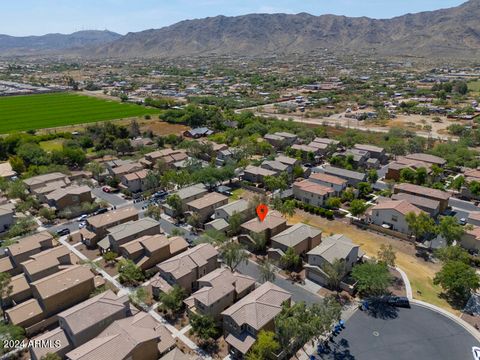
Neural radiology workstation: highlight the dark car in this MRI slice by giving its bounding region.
[94,208,108,215]
[56,228,70,236]
[387,296,410,308]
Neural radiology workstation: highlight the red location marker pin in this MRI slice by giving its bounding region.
[256,204,269,222]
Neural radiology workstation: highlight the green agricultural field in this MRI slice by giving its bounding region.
[0,92,160,133]
[468,80,480,92]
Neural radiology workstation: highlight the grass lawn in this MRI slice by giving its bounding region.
[468,80,480,93]
[39,139,65,152]
[0,92,160,133]
[289,210,459,315]
[229,188,245,201]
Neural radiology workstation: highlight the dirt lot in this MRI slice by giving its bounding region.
[76,243,101,261]
[288,210,457,315]
[142,120,189,136]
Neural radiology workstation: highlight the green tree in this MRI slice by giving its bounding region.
[450,176,465,191]
[341,188,355,202]
[438,216,465,246]
[145,204,162,220]
[367,169,378,184]
[352,262,392,297]
[259,259,277,283]
[190,313,219,344]
[113,138,133,155]
[377,244,396,267]
[349,199,368,217]
[405,212,437,240]
[102,251,118,266]
[158,285,187,314]
[198,229,227,246]
[0,323,25,354]
[228,211,244,235]
[415,167,428,185]
[325,197,341,209]
[221,242,249,271]
[187,212,201,229]
[435,246,470,264]
[250,232,267,252]
[166,194,183,217]
[400,168,417,184]
[246,331,280,360]
[8,156,25,174]
[0,272,13,320]
[85,161,104,180]
[7,180,28,200]
[280,247,301,271]
[434,261,480,304]
[322,259,347,293]
[470,181,480,196]
[117,259,144,286]
[357,182,372,198]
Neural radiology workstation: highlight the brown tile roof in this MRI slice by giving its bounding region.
[6,298,43,325]
[244,165,276,177]
[123,169,148,181]
[29,327,72,360]
[271,223,322,248]
[395,183,450,201]
[309,173,347,186]
[87,206,138,229]
[221,282,291,331]
[186,192,228,210]
[0,256,14,273]
[225,332,256,355]
[371,200,423,216]
[21,245,73,277]
[405,153,446,165]
[31,265,94,301]
[7,231,53,258]
[293,179,335,196]
[8,274,30,298]
[46,185,91,202]
[241,210,286,234]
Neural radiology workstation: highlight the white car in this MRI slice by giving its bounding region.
[79,221,87,229]
[77,214,88,222]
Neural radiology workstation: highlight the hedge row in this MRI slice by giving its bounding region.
[294,200,334,219]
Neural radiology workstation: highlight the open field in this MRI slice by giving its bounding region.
[288,211,458,315]
[468,80,480,93]
[0,92,160,133]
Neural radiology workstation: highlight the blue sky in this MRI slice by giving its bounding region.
[1,0,466,36]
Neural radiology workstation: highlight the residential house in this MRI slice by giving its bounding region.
[110,162,144,178]
[293,179,335,207]
[162,184,208,217]
[205,218,230,233]
[240,210,287,240]
[261,160,290,174]
[6,231,55,267]
[99,217,161,253]
[386,157,431,182]
[3,273,31,306]
[305,234,361,288]
[21,245,77,282]
[391,193,440,217]
[155,243,219,294]
[120,234,189,270]
[84,206,139,247]
[313,166,367,186]
[273,132,297,145]
[367,200,423,234]
[393,183,450,212]
[290,144,319,160]
[184,127,213,138]
[468,212,480,227]
[275,155,300,171]
[309,173,348,195]
[270,223,322,257]
[143,149,188,169]
[264,134,287,148]
[405,153,446,167]
[121,169,149,193]
[333,149,370,167]
[23,172,70,192]
[29,290,130,360]
[242,166,276,185]
[184,268,255,321]
[214,199,252,222]
[186,192,229,223]
[222,282,291,358]
[65,312,175,360]
[0,203,14,233]
[354,144,387,163]
[45,185,92,211]
[461,226,480,251]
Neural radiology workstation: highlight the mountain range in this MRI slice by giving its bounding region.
[1,0,480,59]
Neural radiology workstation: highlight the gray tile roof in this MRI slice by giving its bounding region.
[271,223,322,248]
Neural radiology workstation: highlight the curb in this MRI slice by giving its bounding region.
[411,299,480,343]
[395,266,413,300]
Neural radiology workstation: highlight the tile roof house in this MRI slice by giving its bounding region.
[0,161,17,179]
[385,157,431,182]
[120,234,189,270]
[405,153,446,166]
[270,223,322,256]
[309,173,348,195]
[29,290,130,360]
[156,244,219,294]
[23,172,70,191]
[293,179,335,207]
[261,160,290,174]
[109,162,144,178]
[368,200,423,234]
[184,268,255,321]
[6,231,55,267]
[100,217,161,253]
[3,273,31,306]
[21,245,77,282]
[85,206,139,247]
[240,210,288,241]
[214,199,252,223]
[461,226,480,251]
[45,185,92,211]
[65,312,175,360]
[305,234,361,288]
[121,170,149,193]
[242,165,276,184]
[391,193,440,217]
[394,183,450,212]
[354,144,387,163]
[222,282,291,357]
[313,165,367,186]
[162,184,208,217]
[186,192,229,223]
[0,202,14,233]
[275,155,300,168]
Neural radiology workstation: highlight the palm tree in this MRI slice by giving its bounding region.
[259,259,277,283]
[322,259,347,294]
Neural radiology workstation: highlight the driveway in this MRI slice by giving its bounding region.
[92,187,127,207]
[317,304,480,360]
[236,260,322,305]
[159,216,198,243]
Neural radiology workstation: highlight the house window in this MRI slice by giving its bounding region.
[391,215,398,222]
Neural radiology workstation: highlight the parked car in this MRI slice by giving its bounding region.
[387,296,410,308]
[79,221,87,229]
[94,208,108,215]
[56,228,70,236]
[102,186,112,193]
[77,214,88,221]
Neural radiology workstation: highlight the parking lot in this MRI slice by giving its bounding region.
[318,304,480,360]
